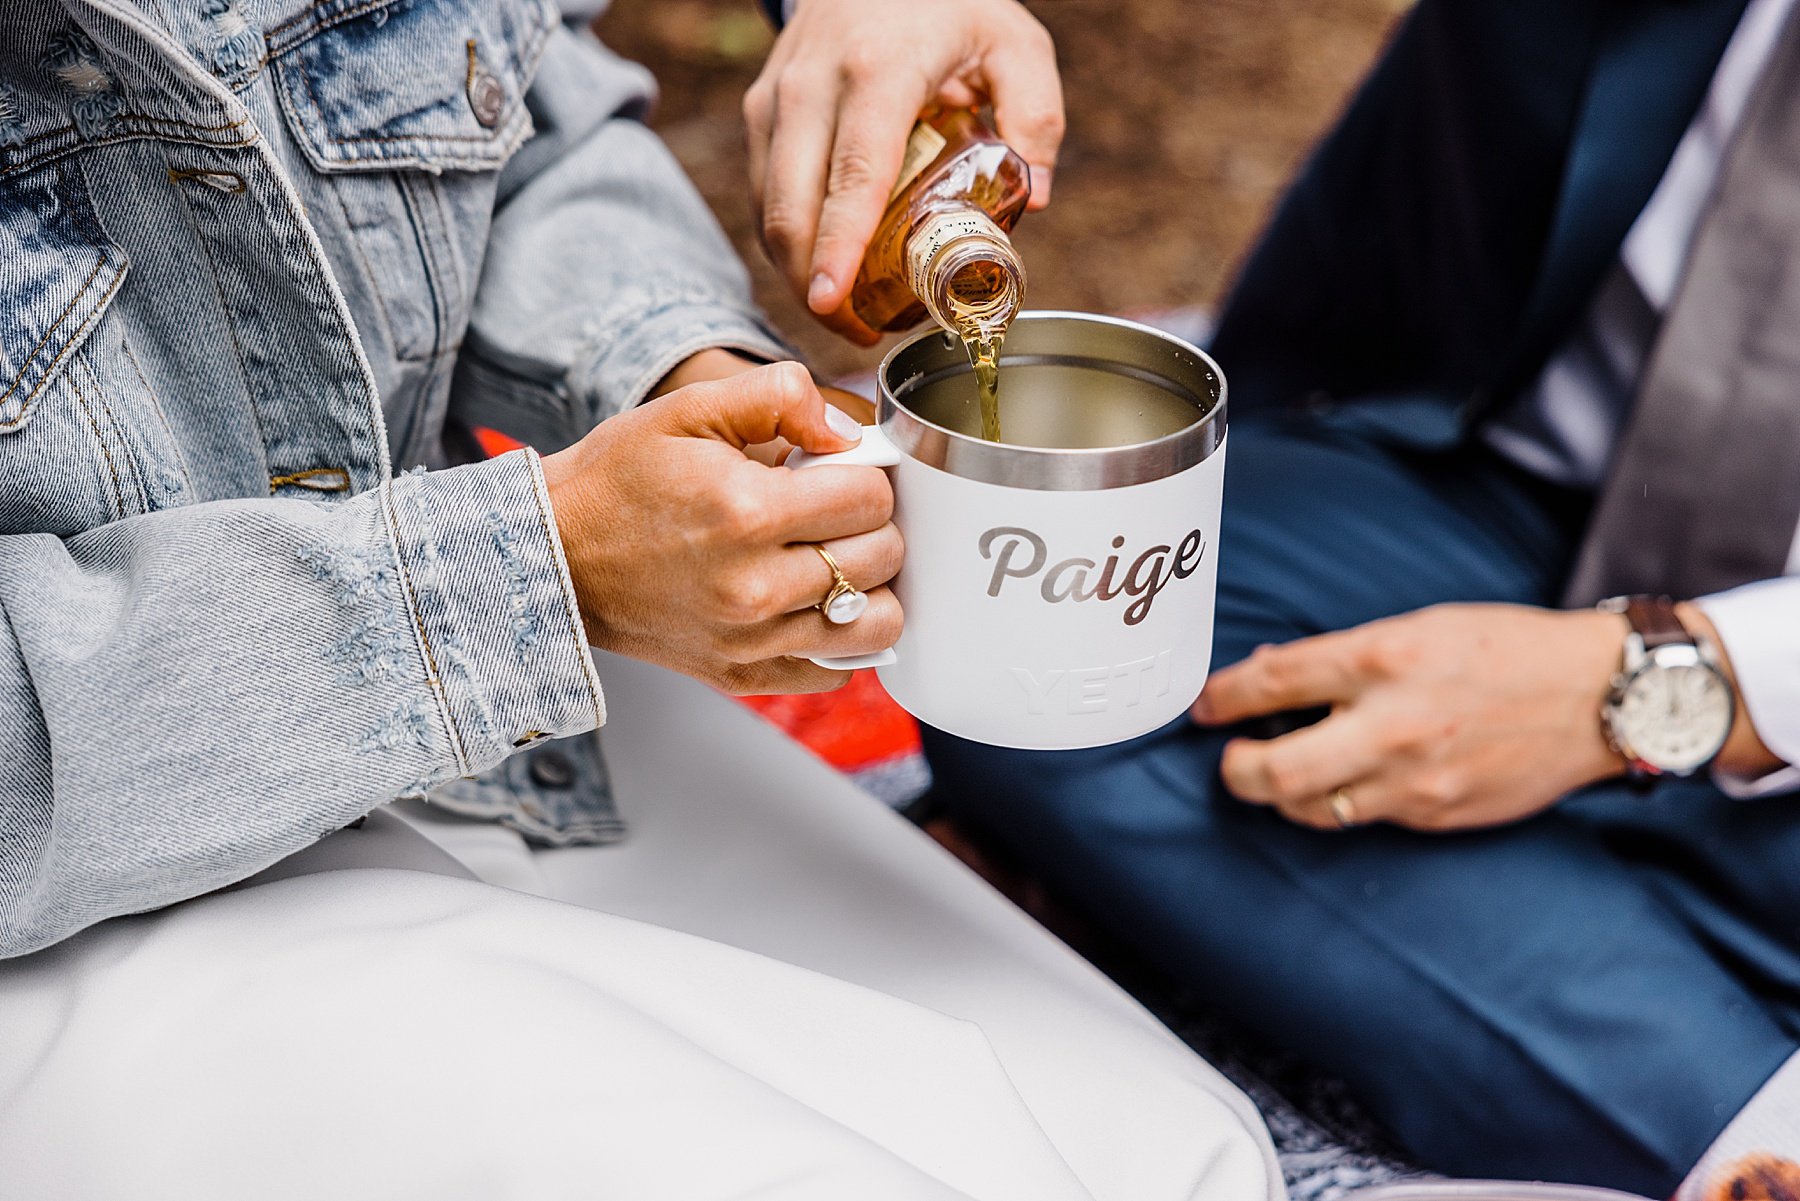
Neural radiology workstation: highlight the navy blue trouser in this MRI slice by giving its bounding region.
[921,417,1800,1195]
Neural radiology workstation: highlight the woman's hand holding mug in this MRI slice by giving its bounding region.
[541,361,905,695]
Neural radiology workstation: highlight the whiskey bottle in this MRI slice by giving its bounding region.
[848,108,1031,343]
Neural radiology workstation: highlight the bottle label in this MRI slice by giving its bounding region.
[907,210,1001,298]
[889,119,949,202]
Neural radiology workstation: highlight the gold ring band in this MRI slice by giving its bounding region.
[811,544,867,625]
[1329,787,1357,829]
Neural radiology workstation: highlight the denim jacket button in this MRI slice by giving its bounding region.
[527,749,575,791]
[468,71,506,128]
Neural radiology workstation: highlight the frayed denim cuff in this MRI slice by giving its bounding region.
[381,449,605,780]
[574,298,795,420]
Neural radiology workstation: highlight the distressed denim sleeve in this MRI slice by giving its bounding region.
[451,24,794,451]
[0,449,603,958]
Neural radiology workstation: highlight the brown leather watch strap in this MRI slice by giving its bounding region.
[1623,594,1690,649]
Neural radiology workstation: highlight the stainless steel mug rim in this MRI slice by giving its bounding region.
[875,310,1228,492]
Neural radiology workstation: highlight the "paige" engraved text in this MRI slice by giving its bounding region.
[978,526,1207,625]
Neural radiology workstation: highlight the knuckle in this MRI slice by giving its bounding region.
[838,45,883,82]
[810,666,854,694]
[760,204,804,256]
[865,594,904,646]
[827,146,883,194]
[1248,643,1292,689]
[1259,755,1308,801]
[718,568,777,624]
[869,526,905,582]
[715,488,773,540]
[1352,637,1393,678]
[1017,13,1056,50]
[854,476,896,528]
[1015,97,1065,143]
[1364,633,1420,678]
[715,663,757,696]
[1414,768,1464,809]
[773,68,826,115]
[1381,715,1424,754]
[742,80,773,127]
[769,359,813,402]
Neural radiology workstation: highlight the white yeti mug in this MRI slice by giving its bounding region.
[789,312,1227,750]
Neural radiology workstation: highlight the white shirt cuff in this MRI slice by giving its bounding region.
[1697,578,1800,797]
[1677,1051,1800,1200]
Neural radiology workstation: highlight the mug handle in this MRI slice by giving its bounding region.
[786,424,905,670]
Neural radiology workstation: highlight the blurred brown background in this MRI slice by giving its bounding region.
[596,0,1410,379]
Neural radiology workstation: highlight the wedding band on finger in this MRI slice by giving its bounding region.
[1329,787,1358,829]
[810,543,867,625]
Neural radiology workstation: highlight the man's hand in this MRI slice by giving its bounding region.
[541,362,903,695]
[1191,605,1632,831]
[744,0,1064,344]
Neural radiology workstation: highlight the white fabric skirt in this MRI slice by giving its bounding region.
[0,654,1279,1201]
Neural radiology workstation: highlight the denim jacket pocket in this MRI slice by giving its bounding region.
[0,169,129,436]
[270,0,558,176]
[268,0,556,371]
[0,164,158,535]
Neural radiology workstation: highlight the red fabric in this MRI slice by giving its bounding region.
[737,670,922,771]
[473,427,920,772]
[474,427,526,457]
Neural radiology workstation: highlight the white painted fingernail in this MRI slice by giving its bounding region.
[825,404,863,442]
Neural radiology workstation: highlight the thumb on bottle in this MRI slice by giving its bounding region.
[663,361,862,455]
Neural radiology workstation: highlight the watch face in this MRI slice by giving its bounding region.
[1613,657,1734,774]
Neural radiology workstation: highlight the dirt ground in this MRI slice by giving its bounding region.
[595,0,1409,379]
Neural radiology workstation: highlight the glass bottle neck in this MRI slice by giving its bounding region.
[904,209,1025,342]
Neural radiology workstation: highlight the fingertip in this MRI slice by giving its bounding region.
[823,403,864,444]
[1026,165,1054,210]
[808,272,839,314]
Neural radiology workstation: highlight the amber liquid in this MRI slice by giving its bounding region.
[969,336,1003,442]
[945,257,1010,441]
[899,359,1203,449]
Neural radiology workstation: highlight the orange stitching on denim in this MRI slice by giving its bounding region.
[380,480,470,772]
[0,113,252,156]
[1,124,258,181]
[0,263,126,434]
[0,257,107,416]
[270,466,352,492]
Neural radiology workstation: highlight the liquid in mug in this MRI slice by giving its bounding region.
[897,360,1205,450]
[847,109,1030,442]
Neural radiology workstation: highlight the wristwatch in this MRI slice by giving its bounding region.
[1598,594,1735,780]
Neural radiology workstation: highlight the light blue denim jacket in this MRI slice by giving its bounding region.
[0,0,790,957]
